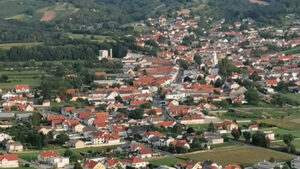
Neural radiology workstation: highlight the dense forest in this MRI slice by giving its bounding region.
[206,0,300,25]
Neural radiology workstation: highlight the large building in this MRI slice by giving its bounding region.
[98,49,113,60]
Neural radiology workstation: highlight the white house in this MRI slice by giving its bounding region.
[0,154,19,168]
[49,156,70,168]
[123,156,148,169]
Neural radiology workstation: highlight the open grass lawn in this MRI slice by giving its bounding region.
[50,101,90,110]
[292,139,300,149]
[258,119,300,130]
[0,42,42,49]
[186,124,209,131]
[149,157,185,167]
[3,1,78,22]
[150,146,293,167]
[178,146,293,166]
[0,70,42,89]
[0,0,50,19]
[18,145,118,161]
[68,33,115,43]
[259,128,300,138]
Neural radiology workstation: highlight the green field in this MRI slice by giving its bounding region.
[150,146,293,167]
[0,0,50,19]
[259,119,300,130]
[0,42,42,49]
[0,70,42,89]
[259,128,300,138]
[179,146,293,166]
[150,157,185,167]
[3,1,78,22]
[68,33,115,43]
[186,124,209,131]
[18,145,118,161]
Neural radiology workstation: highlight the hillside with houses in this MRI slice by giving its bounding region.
[0,1,300,169]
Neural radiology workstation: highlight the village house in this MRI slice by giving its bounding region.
[14,84,29,94]
[175,161,202,169]
[0,154,19,168]
[38,150,69,168]
[66,139,85,148]
[92,131,120,145]
[36,126,52,135]
[83,160,106,169]
[105,158,125,169]
[122,156,149,169]
[217,121,238,132]
[5,141,23,153]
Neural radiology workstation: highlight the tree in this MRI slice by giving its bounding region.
[0,74,8,82]
[249,72,261,82]
[187,127,195,134]
[283,134,294,145]
[231,128,241,140]
[207,122,216,132]
[286,143,296,153]
[74,162,83,169]
[275,81,289,93]
[56,133,69,144]
[252,131,268,147]
[245,88,260,105]
[243,131,251,143]
[57,87,67,101]
[177,59,189,70]
[184,76,192,83]
[214,78,223,88]
[194,54,202,66]
[218,57,238,77]
[64,149,73,157]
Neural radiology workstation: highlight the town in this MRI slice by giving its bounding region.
[0,7,300,169]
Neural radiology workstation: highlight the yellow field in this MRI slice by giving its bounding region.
[0,42,42,49]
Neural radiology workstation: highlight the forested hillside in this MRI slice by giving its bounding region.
[0,0,299,61]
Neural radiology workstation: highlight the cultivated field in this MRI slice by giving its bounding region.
[18,145,118,161]
[0,70,42,89]
[68,33,115,43]
[259,119,300,130]
[180,146,293,166]
[150,146,293,167]
[40,10,55,21]
[0,42,42,49]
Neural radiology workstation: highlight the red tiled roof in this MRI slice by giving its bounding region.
[106,158,119,167]
[35,126,52,131]
[123,156,145,164]
[158,121,174,127]
[146,131,164,138]
[0,154,18,161]
[84,160,99,169]
[15,84,29,90]
[224,164,242,169]
[40,150,59,158]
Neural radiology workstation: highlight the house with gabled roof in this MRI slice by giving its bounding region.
[83,160,106,169]
[14,84,29,94]
[122,156,149,169]
[105,158,125,169]
[0,154,19,168]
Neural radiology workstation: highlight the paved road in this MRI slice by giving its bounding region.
[19,158,44,169]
